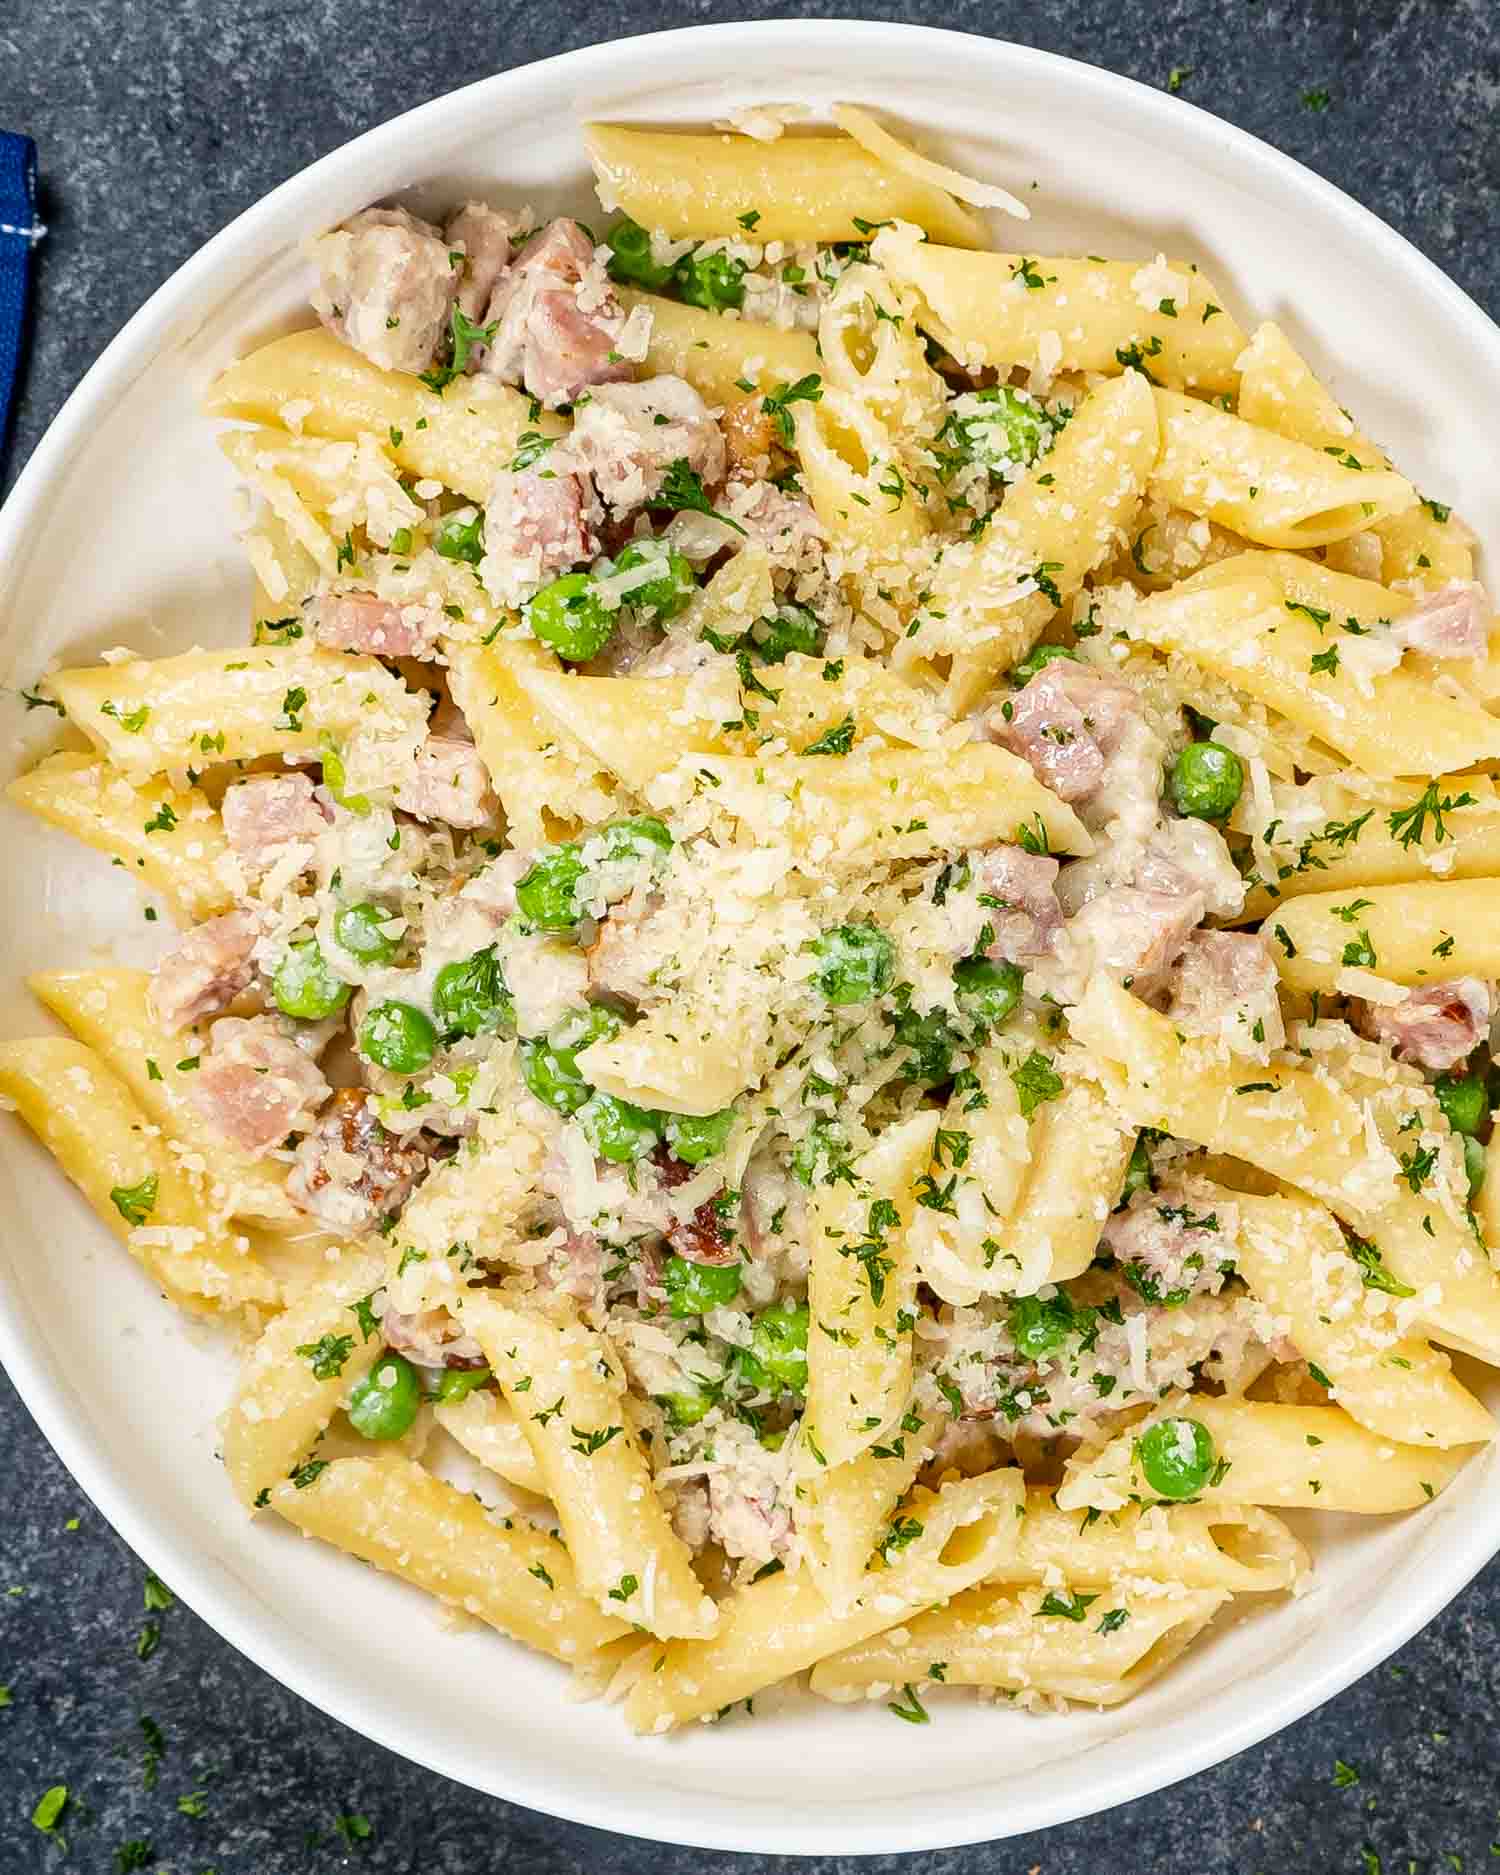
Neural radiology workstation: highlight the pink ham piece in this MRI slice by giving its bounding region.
[1167,929,1284,1053]
[972,845,1062,962]
[286,1086,429,1232]
[188,1015,330,1157]
[480,455,600,605]
[382,1304,487,1369]
[444,201,520,324]
[1054,887,1203,1001]
[148,909,259,1033]
[316,591,444,658]
[1100,1184,1237,1306]
[312,207,457,375]
[478,218,632,407]
[725,476,824,568]
[571,374,726,513]
[393,736,496,829]
[221,774,330,875]
[988,661,1142,804]
[1389,582,1491,661]
[538,1226,606,1303]
[1366,977,1492,1072]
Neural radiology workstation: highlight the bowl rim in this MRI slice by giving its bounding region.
[3,17,1499,1854]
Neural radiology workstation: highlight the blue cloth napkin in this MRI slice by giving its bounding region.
[0,132,43,469]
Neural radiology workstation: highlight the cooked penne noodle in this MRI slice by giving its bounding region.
[7,752,236,924]
[584,123,986,246]
[873,226,1246,392]
[623,1469,1025,1732]
[270,1455,629,1663]
[468,1297,720,1640]
[1056,1394,1472,1514]
[804,1112,937,1467]
[0,1037,278,1316]
[1267,880,1500,994]
[809,1582,1231,1708]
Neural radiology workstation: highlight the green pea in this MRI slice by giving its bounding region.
[893,1005,960,1086]
[659,1386,713,1429]
[954,956,1023,1031]
[1169,741,1244,821]
[1436,1070,1488,1138]
[347,1352,422,1440]
[520,1004,621,1114]
[320,739,371,814]
[515,843,587,931]
[434,507,485,565]
[1465,1133,1487,1202]
[432,1366,491,1405]
[751,603,822,663]
[664,1253,744,1318]
[748,1300,809,1394]
[1009,643,1080,688]
[604,215,676,291]
[944,385,1055,477]
[673,247,746,312]
[1136,1416,1217,1500]
[614,543,698,622]
[334,901,400,965]
[433,945,514,1038]
[528,572,617,663]
[273,939,351,1020]
[601,815,674,867]
[814,923,896,1006]
[578,1091,662,1163]
[360,1000,438,1074]
[1008,1292,1077,1361]
[663,1107,735,1164]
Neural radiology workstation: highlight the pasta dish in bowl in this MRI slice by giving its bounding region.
[2,27,1498,1847]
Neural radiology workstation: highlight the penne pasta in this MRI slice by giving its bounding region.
[1267,879,1500,994]
[584,123,986,246]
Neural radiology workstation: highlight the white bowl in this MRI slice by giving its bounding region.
[2,21,1498,1855]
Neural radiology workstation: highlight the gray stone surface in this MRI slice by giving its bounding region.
[1,0,1498,1867]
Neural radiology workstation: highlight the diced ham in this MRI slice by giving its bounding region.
[148,909,259,1033]
[706,1457,793,1566]
[479,453,600,606]
[1366,977,1492,1072]
[393,737,496,829]
[222,773,330,876]
[478,218,632,407]
[458,846,534,923]
[724,475,824,569]
[444,201,520,324]
[311,206,457,375]
[571,375,726,514]
[1389,581,1491,661]
[988,662,1141,804]
[382,1303,487,1369]
[585,894,662,1004]
[316,591,444,659]
[972,844,1062,962]
[188,1015,331,1157]
[1034,886,1203,1006]
[286,1086,429,1232]
[1135,817,1246,921]
[539,1225,605,1302]
[1101,1183,1237,1306]
[1167,929,1285,1054]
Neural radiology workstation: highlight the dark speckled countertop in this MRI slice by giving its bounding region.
[2,2,1499,1868]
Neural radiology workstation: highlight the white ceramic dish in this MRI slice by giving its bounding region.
[2,21,1498,1854]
